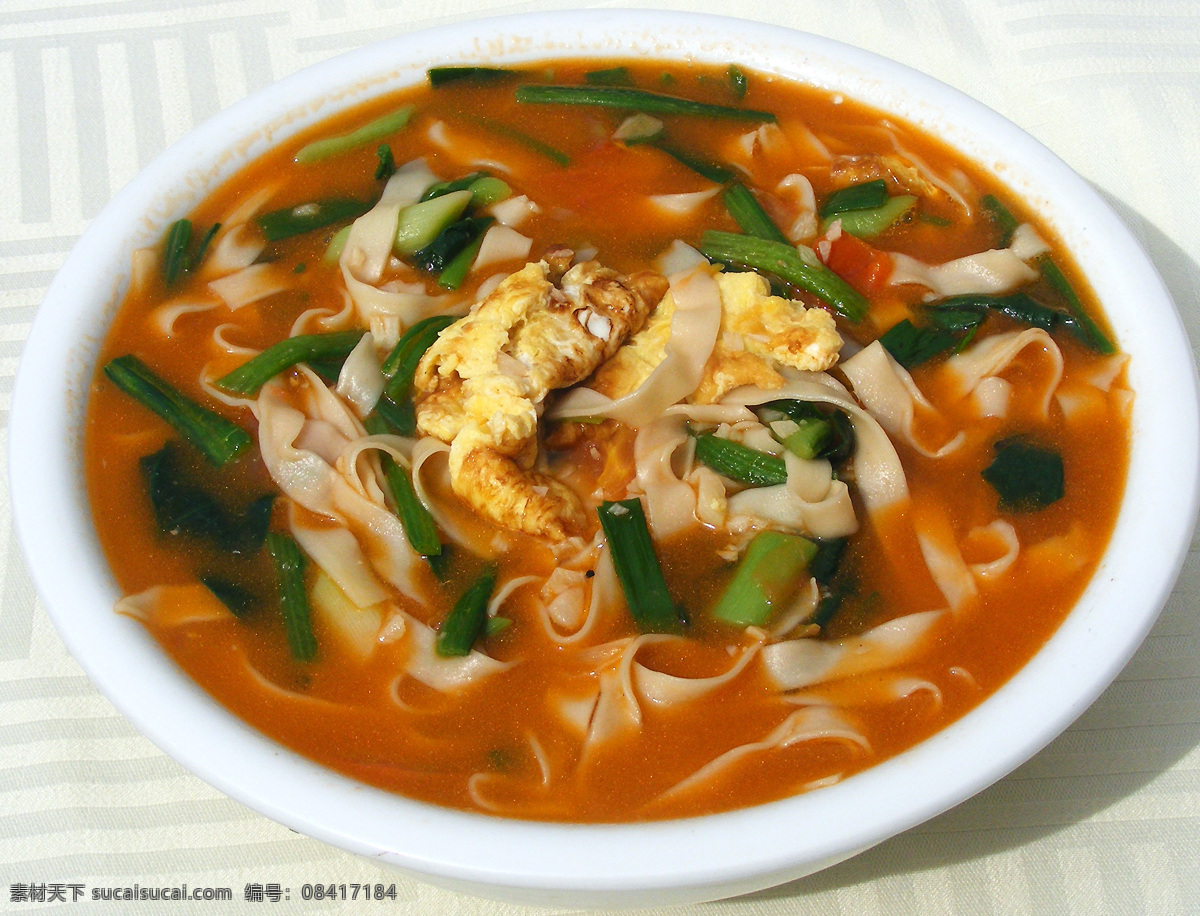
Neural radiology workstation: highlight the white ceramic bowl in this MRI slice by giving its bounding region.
[10,10,1199,908]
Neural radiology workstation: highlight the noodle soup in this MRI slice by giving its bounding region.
[84,58,1130,822]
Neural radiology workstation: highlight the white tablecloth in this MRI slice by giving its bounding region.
[2,1,1198,913]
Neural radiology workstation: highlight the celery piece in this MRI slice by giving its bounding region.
[613,113,665,145]
[711,530,818,627]
[266,532,317,661]
[770,418,833,460]
[436,566,497,657]
[215,330,366,395]
[467,175,511,207]
[394,189,473,255]
[832,195,917,240]
[293,106,414,164]
[693,433,788,486]
[515,85,776,123]
[699,230,869,322]
[597,498,684,633]
[104,355,250,466]
[323,225,351,265]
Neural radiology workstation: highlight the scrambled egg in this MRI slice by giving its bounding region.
[413,259,667,538]
[591,270,842,404]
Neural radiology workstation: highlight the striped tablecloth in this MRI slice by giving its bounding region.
[2,1,1198,913]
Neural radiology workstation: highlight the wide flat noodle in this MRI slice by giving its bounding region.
[942,327,1064,419]
[115,584,230,627]
[761,609,945,690]
[841,340,965,458]
[656,706,868,803]
[721,372,910,515]
[889,248,1037,296]
[392,609,511,693]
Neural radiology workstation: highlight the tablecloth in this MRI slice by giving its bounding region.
[2,0,1198,913]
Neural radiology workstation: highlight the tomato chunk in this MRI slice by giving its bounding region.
[820,231,893,295]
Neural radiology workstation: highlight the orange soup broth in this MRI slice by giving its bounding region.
[84,59,1130,822]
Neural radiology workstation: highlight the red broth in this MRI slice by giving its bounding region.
[85,59,1129,821]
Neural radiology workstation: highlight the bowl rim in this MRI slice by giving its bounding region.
[10,8,1200,904]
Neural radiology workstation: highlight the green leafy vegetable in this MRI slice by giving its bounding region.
[139,445,273,552]
[428,66,520,88]
[413,216,494,274]
[878,318,958,369]
[374,144,396,181]
[201,576,258,618]
[981,194,1019,247]
[162,219,192,286]
[1037,255,1116,355]
[982,438,1065,510]
[727,64,748,99]
[585,66,633,87]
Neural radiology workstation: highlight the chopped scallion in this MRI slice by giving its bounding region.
[293,106,414,164]
[699,230,869,322]
[215,330,366,395]
[266,532,317,661]
[255,198,371,242]
[693,433,788,486]
[436,565,497,657]
[597,498,684,633]
[104,355,250,466]
[515,84,777,122]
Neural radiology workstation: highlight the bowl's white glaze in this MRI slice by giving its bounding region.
[10,10,1199,908]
